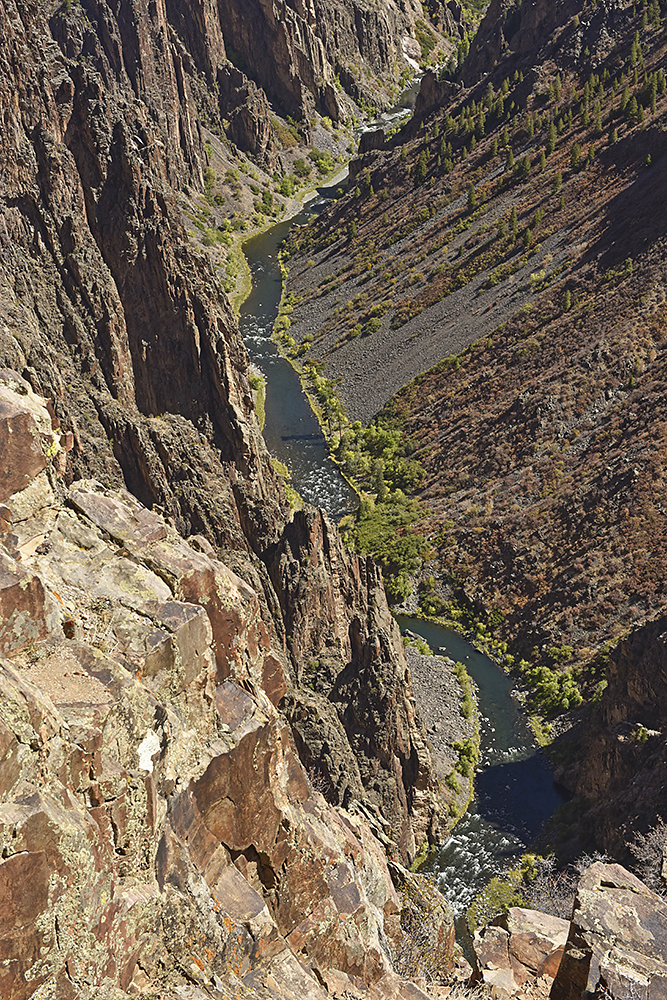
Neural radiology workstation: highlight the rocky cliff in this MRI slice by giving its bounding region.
[1,0,448,858]
[164,0,464,150]
[472,863,667,1000]
[0,373,456,998]
[553,612,667,861]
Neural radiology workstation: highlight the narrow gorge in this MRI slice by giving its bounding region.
[0,0,665,996]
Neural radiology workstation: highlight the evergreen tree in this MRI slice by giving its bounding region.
[546,121,557,154]
[415,150,428,184]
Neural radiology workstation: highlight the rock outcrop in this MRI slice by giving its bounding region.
[550,863,667,1000]
[473,908,569,999]
[471,865,667,1000]
[553,614,667,861]
[0,373,451,998]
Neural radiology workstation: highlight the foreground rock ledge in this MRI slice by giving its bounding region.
[0,374,453,998]
[550,862,667,1000]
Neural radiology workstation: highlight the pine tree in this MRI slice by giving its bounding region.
[546,121,557,154]
[415,150,428,184]
[621,83,631,110]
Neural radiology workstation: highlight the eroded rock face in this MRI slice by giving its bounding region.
[207,0,451,121]
[550,863,667,1000]
[267,509,442,857]
[0,376,450,998]
[0,0,441,864]
[554,615,667,860]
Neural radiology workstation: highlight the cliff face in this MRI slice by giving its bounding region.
[0,0,445,899]
[0,374,451,998]
[196,0,464,122]
[554,614,667,860]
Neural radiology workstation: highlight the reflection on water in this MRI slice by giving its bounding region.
[396,615,564,916]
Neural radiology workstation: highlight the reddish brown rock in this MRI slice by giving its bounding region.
[0,552,49,656]
[0,376,58,504]
[550,863,667,1000]
[0,434,440,998]
[502,908,569,982]
[473,907,569,999]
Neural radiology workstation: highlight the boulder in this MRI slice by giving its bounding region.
[473,906,569,999]
[550,862,667,1000]
[0,374,59,505]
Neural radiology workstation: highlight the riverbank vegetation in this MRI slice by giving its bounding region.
[274,283,433,601]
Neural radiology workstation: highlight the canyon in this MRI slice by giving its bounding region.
[0,0,666,994]
[282,0,667,834]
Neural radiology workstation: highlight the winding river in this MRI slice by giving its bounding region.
[396,616,564,916]
[238,89,564,922]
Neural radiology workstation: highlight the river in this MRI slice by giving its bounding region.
[238,83,564,924]
[396,616,564,916]
[240,192,357,520]
[238,81,421,518]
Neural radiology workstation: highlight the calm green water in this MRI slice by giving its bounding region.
[240,193,357,520]
[238,76,421,518]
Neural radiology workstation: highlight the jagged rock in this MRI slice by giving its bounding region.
[267,508,443,857]
[473,907,569,998]
[359,129,387,154]
[0,0,442,867]
[389,865,456,982]
[550,862,667,1000]
[413,69,461,122]
[0,374,448,997]
[554,615,667,860]
[0,372,60,505]
[473,907,569,999]
[218,63,280,168]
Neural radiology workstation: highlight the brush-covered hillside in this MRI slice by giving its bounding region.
[283,0,667,716]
